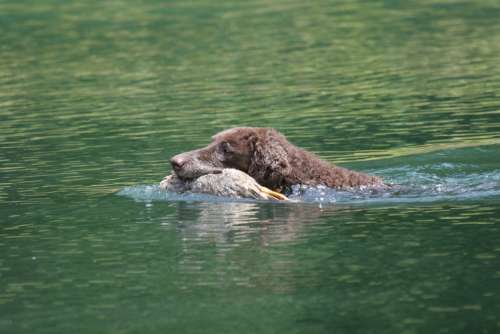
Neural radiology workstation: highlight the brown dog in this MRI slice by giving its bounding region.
[171,127,385,192]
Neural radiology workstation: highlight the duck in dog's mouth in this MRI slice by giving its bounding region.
[160,169,288,201]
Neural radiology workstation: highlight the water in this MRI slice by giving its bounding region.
[121,145,500,205]
[1,0,500,333]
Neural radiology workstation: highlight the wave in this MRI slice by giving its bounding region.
[289,164,500,204]
[118,145,500,205]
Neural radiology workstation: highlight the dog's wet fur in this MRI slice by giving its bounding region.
[170,127,385,192]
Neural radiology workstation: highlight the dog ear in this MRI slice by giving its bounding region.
[248,129,290,190]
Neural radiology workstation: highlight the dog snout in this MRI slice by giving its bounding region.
[170,154,187,171]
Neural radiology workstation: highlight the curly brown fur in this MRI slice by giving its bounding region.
[170,127,386,191]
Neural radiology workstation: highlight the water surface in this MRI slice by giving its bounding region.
[1,0,500,333]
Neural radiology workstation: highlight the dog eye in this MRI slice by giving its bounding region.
[220,142,232,154]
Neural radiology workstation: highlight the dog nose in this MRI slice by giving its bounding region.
[170,155,186,171]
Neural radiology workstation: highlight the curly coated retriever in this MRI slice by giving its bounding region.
[170,127,385,192]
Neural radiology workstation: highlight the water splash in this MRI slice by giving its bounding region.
[289,163,500,204]
[118,146,500,205]
[117,184,265,204]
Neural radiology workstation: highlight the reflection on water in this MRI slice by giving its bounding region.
[1,0,500,333]
[5,196,499,332]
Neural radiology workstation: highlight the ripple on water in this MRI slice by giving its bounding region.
[118,147,500,205]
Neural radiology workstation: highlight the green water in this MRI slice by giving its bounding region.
[1,0,500,333]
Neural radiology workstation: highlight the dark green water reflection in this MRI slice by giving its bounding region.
[1,0,500,333]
